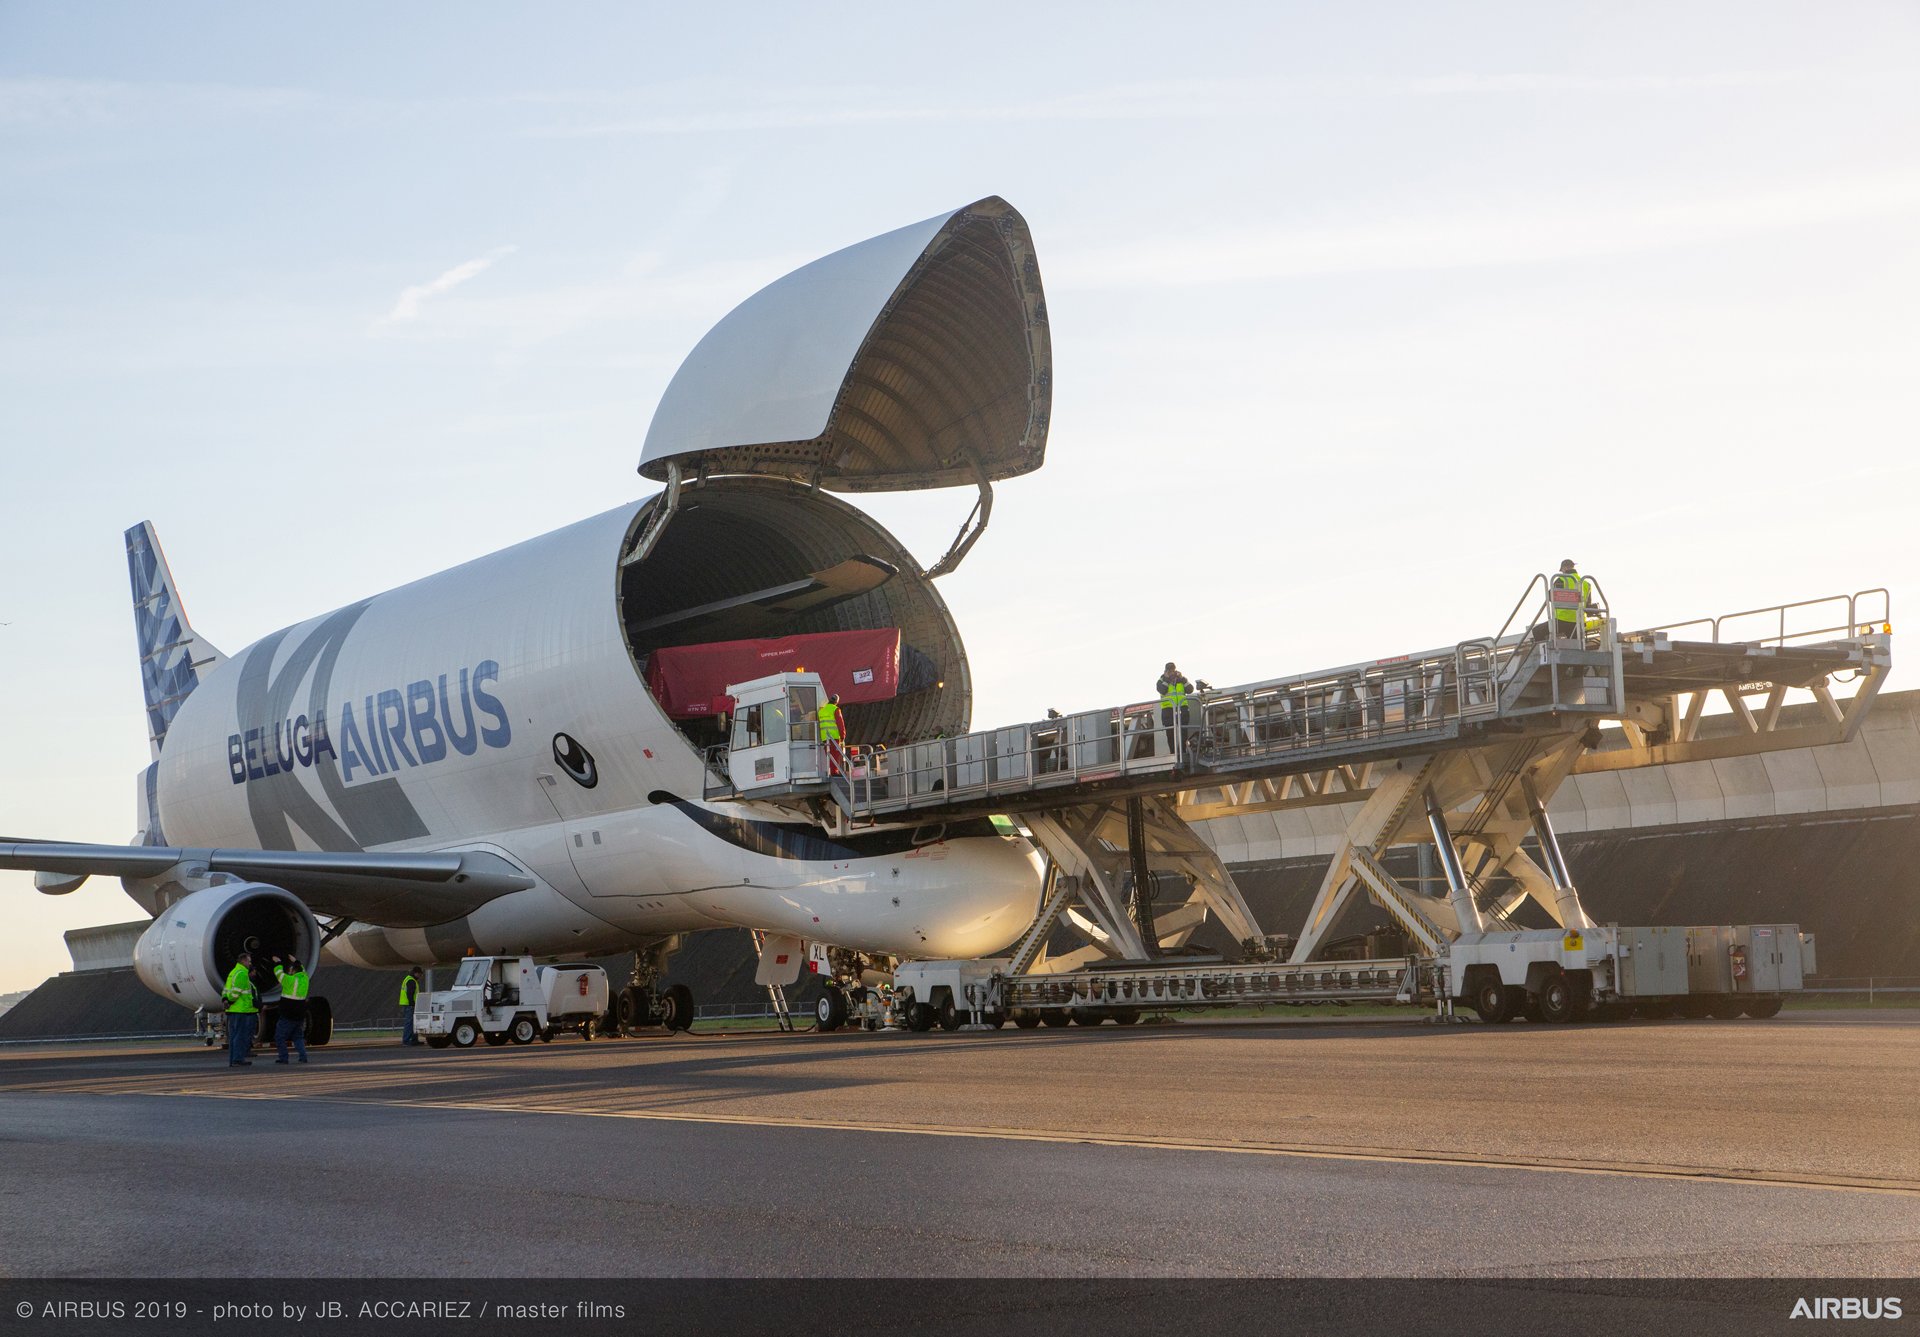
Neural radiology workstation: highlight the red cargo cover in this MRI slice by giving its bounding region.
[646,628,902,719]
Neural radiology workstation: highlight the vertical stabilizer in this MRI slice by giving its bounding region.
[126,522,224,761]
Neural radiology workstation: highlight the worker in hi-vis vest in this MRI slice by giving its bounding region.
[1551,559,1595,642]
[1156,663,1194,755]
[399,968,422,1046]
[272,955,311,1065]
[222,949,259,1068]
[817,694,844,744]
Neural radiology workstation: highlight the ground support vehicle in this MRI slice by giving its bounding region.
[415,955,609,1049]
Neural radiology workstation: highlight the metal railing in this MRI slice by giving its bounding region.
[826,647,1491,819]
[1800,975,1920,1002]
[1638,589,1890,648]
[1488,571,1614,650]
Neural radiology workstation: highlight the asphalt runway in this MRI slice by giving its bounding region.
[2,1012,1917,1277]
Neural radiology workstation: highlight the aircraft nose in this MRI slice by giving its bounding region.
[916,837,1045,959]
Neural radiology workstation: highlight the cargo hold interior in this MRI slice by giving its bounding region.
[616,476,971,750]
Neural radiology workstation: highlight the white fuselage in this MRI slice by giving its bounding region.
[148,500,1042,969]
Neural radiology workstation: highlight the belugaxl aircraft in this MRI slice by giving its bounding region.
[1,197,1054,1038]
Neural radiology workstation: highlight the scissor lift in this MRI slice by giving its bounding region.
[703,580,1890,1029]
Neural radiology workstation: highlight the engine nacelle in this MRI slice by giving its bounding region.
[132,881,320,1011]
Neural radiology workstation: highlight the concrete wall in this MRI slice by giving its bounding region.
[1201,688,1920,865]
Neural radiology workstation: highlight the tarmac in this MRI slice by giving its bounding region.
[2,1011,1917,1277]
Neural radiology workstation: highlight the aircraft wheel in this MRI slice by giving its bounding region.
[451,1019,480,1049]
[661,983,695,1032]
[1536,973,1577,1024]
[1471,979,1515,1024]
[617,985,650,1032]
[307,997,334,1047]
[509,1015,539,1045]
[816,989,848,1033]
[1743,995,1785,1019]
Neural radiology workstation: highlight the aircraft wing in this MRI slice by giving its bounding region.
[0,840,535,928]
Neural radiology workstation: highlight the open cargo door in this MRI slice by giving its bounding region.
[638,196,1050,497]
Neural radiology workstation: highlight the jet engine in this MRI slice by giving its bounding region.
[132,881,320,1011]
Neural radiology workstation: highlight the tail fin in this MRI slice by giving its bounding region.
[126,522,224,761]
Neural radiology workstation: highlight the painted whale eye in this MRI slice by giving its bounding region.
[552,733,598,789]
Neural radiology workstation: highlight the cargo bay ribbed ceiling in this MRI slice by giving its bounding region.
[638,196,1051,494]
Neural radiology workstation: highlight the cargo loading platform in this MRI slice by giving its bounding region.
[700,582,1892,1030]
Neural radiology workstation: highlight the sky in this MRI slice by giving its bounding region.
[2,2,1916,992]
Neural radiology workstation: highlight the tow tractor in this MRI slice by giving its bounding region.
[416,955,610,1049]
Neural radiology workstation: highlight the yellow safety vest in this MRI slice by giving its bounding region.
[1160,679,1190,709]
[223,962,258,1014]
[275,967,310,1001]
[1551,571,1593,623]
[817,702,842,741]
[398,976,418,1006]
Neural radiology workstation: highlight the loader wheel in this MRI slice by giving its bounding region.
[907,1002,935,1033]
[1111,1008,1141,1026]
[509,1015,539,1045]
[1536,974,1576,1024]
[1503,985,1528,1022]
[1471,979,1515,1024]
[1708,996,1745,1020]
[1011,1009,1042,1029]
[484,1030,508,1047]
[425,1035,453,1050]
[937,996,963,1032]
[1743,996,1785,1019]
[1039,1011,1070,1028]
[1676,995,1714,1020]
[451,1019,479,1048]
